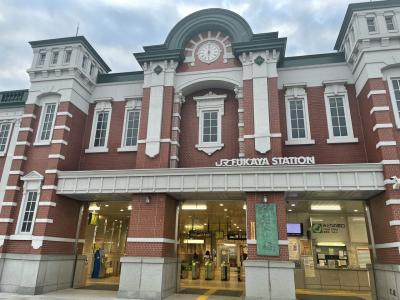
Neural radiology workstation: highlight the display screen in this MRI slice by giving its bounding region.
[287,223,303,236]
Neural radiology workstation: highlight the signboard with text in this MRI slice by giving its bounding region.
[256,203,279,256]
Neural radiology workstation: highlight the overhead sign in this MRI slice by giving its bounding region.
[215,156,315,167]
[256,203,279,256]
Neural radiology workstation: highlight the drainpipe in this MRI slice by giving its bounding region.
[71,204,85,288]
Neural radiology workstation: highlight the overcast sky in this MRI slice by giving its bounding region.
[0,0,368,91]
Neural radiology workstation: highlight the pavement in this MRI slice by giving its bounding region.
[0,288,373,300]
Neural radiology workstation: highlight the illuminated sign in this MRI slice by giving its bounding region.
[215,156,315,167]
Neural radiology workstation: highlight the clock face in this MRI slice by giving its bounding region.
[197,42,221,64]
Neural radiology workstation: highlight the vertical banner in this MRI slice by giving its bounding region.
[256,203,279,256]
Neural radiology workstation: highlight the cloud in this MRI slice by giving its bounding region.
[0,0,358,90]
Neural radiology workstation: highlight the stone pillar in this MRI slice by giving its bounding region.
[118,194,178,299]
[244,192,295,300]
[169,91,184,168]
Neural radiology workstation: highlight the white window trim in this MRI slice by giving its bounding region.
[193,92,226,155]
[50,48,59,66]
[284,86,315,145]
[37,50,47,67]
[388,77,400,128]
[63,47,73,65]
[34,101,58,146]
[86,98,112,153]
[366,14,379,34]
[0,121,13,157]
[384,11,398,33]
[323,82,358,144]
[16,171,43,235]
[118,98,141,152]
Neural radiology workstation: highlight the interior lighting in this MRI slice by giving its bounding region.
[128,205,132,210]
[224,208,228,212]
[317,242,346,247]
[89,203,100,211]
[120,209,124,212]
[311,204,341,211]
[243,204,247,210]
[291,203,296,207]
[184,239,204,244]
[219,203,224,207]
[288,209,293,212]
[105,204,109,207]
[181,202,207,210]
[353,209,358,212]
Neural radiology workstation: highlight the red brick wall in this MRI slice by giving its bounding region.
[179,88,239,167]
[280,85,367,164]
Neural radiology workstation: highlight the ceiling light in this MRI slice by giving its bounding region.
[105,204,109,207]
[353,209,358,212]
[219,203,224,207]
[288,209,293,212]
[128,205,132,210]
[310,218,324,222]
[120,209,124,212]
[181,202,207,210]
[89,203,100,211]
[317,242,346,247]
[291,203,296,207]
[203,223,207,226]
[224,208,228,212]
[233,223,237,226]
[236,226,239,229]
[184,239,204,244]
[243,204,247,210]
[311,204,341,211]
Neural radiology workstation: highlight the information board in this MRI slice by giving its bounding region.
[255,203,279,256]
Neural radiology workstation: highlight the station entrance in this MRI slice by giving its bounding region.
[177,200,247,297]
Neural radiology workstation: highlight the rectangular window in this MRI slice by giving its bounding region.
[289,99,306,139]
[386,15,395,31]
[82,55,88,69]
[0,122,11,154]
[94,111,109,147]
[124,110,140,147]
[202,111,218,143]
[38,53,46,66]
[329,96,348,137]
[51,51,59,65]
[89,63,94,76]
[38,103,57,142]
[367,17,376,32]
[20,191,38,233]
[391,79,400,120]
[64,49,72,63]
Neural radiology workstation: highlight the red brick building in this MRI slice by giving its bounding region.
[0,1,399,299]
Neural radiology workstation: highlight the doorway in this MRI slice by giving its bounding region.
[178,200,247,297]
[80,201,131,291]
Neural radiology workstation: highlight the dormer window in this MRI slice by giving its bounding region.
[64,49,72,64]
[366,16,376,33]
[51,51,59,65]
[82,55,88,69]
[38,52,46,66]
[385,15,395,31]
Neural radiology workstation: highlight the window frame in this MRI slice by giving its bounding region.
[86,99,112,153]
[384,12,398,32]
[284,86,314,145]
[366,15,378,34]
[0,121,13,156]
[388,77,400,128]
[323,83,358,144]
[16,172,43,235]
[118,98,142,152]
[37,51,47,66]
[50,50,59,65]
[82,54,88,70]
[35,101,58,145]
[63,48,72,64]
[193,92,226,155]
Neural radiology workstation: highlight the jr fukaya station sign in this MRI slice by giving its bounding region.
[215,156,316,167]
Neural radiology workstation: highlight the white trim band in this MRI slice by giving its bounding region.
[381,160,400,165]
[56,112,72,118]
[370,106,390,115]
[54,125,70,132]
[22,114,36,119]
[1,202,17,206]
[0,218,13,223]
[376,141,396,149]
[389,220,400,226]
[373,123,393,131]
[5,186,20,191]
[45,169,59,174]
[48,154,65,160]
[386,199,400,205]
[13,156,27,160]
[127,237,177,244]
[42,185,57,190]
[367,90,387,99]
[19,127,33,132]
[51,140,68,145]
[15,141,30,146]
[38,201,57,207]
[35,219,54,224]
[9,170,24,175]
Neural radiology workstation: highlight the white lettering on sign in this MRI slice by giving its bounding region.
[215,156,315,167]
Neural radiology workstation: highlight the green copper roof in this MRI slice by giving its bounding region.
[335,0,400,50]
[134,8,286,65]
[0,89,28,107]
[29,36,111,72]
[279,52,346,68]
[97,71,144,84]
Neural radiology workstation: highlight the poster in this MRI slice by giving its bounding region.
[303,256,315,277]
[300,239,312,256]
[357,247,371,268]
[288,238,300,260]
[255,204,279,256]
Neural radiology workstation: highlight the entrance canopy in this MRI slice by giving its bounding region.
[56,163,385,201]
